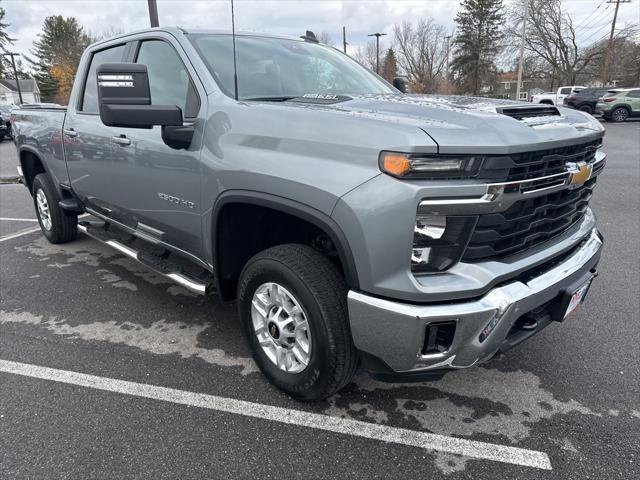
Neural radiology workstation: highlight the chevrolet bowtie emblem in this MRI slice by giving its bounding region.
[566,162,592,189]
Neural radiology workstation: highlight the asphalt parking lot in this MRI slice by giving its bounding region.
[1,121,639,479]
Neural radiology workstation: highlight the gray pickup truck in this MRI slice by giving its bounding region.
[12,28,605,401]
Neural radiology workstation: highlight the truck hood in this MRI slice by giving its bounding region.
[292,94,605,154]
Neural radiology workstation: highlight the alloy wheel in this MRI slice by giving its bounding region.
[251,282,312,374]
[36,188,52,231]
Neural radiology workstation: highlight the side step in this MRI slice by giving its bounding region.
[77,222,210,295]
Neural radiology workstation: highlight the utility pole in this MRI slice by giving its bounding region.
[445,35,452,79]
[342,26,348,54]
[602,0,631,86]
[2,53,23,104]
[147,0,159,27]
[368,32,387,74]
[516,0,529,101]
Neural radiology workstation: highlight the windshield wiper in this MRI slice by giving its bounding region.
[243,96,299,102]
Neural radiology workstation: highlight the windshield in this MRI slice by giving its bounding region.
[190,34,396,100]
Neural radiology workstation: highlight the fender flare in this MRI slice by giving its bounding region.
[17,145,52,192]
[211,190,360,290]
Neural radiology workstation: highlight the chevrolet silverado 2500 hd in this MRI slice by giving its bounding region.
[12,28,605,401]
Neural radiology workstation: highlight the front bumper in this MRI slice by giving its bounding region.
[348,228,602,375]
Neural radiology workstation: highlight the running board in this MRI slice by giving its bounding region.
[77,222,210,295]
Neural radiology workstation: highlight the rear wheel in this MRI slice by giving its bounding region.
[611,107,629,122]
[578,104,593,114]
[238,244,358,401]
[32,173,78,244]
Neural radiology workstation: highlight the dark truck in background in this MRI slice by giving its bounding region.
[12,28,605,401]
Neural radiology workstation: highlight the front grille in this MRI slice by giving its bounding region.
[462,177,596,261]
[478,139,601,182]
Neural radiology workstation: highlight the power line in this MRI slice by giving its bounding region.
[574,0,607,32]
[575,4,611,34]
[579,19,615,43]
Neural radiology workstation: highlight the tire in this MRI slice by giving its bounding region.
[32,173,78,244]
[237,244,358,401]
[578,104,593,114]
[610,107,629,122]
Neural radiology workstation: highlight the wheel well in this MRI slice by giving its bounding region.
[612,105,630,112]
[19,151,46,194]
[539,99,554,105]
[215,202,350,301]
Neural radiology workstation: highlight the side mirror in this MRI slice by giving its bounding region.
[393,77,407,93]
[97,63,182,129]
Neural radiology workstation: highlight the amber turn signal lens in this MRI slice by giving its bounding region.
[382,153,411,177]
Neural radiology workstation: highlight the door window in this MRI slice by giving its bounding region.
[136,40,199,118]
[626,90,640,98]
[560,87,571,95]
[80,44,126,113]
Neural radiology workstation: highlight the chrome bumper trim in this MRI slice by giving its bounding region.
[348,228,602,373]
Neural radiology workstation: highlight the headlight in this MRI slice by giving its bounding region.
[380,151,482,179]
[411,213,477,273]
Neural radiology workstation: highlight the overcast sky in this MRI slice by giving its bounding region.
[2,0,639,66]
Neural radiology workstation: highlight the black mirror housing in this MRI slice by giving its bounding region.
[97,63,183,129]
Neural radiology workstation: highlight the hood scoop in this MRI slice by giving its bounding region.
[497,105,560,121]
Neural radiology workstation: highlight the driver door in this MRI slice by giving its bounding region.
[106,38,205,259]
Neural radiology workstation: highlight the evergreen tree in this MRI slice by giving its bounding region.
[381,47,398,83]
[0,2,16,77]
[26,16,91,103]
[450,0,504,95]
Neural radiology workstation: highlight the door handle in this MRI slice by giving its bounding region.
[111,135,131,146]
[63,128,78,138]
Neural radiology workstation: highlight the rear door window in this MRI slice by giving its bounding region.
[80,44,126,113]
[626,90,640,98]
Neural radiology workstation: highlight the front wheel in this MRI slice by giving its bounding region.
[611,107,629,122]
[237,244,358,401]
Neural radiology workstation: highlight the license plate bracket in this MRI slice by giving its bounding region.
[550,273,595,322]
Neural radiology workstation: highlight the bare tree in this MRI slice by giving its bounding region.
[353,39,378,71]
[579,31,640,86]
[392,19,449,93]
[506,0,606,85]
[317,31,334,47]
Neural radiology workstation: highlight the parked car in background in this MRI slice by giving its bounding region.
[596,88,640,122]
[563,88,610,114]
[0,104,14,140]
[531,86,587,106]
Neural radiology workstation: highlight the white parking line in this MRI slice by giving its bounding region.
[0,217,38,222]
[0,214,91,243]
[0,226,41,243]
[0,359,551,470]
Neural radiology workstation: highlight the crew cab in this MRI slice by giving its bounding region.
[531,86,587,106]
[12,28,606,401]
